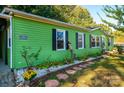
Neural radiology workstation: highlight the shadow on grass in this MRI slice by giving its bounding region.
[89,56,124,80]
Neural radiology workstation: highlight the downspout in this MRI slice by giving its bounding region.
[10,16,13,68]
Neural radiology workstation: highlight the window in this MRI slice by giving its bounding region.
[108,38,112,46]
[91,35,96,47]
[78,33,85,49]
[56,29,65,50]
[91,35,100,48]
[96,36,100,47]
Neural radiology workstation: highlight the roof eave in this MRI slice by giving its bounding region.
[3,8,89,31]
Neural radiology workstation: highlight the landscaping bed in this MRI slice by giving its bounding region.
[29,56,102,87]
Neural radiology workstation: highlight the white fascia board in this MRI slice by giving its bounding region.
[0,13,10,19]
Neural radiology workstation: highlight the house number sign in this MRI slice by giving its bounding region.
[19,35,28,40]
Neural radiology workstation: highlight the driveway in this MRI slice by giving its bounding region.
[0,59,15,87]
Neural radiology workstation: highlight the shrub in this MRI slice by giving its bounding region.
[115,45,123,54]
[21,46,42,67]
[36,55,73,69]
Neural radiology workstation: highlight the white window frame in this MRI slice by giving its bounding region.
[78,32,84,49]
[56,29,66,51]
[91,35,100,48]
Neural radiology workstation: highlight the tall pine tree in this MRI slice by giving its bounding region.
[99,5,124,32]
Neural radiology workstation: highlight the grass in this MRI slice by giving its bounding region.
[61,54,124,87]
[35,54,124,87]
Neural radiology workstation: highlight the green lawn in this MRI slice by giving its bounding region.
[61,54,124,87]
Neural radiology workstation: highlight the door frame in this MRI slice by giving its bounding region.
[0,14,12,67]
[0,18,8,64]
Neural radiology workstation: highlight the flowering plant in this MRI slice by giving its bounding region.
[23,70,37,80]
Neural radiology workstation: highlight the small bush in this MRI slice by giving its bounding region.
[36,56,73,69]
[115,45,123,54]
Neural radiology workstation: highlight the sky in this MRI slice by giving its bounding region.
[82,5,116,24]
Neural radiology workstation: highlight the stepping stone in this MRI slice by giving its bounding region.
[45,80,59,87]
[72,67,82,71]
[56,73,69,80]
[65,70,76,75]
[112,76,121,80]
[103,76,111,80]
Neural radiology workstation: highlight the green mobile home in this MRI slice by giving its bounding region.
[0,8,114,69]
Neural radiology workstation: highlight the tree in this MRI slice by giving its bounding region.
[112,30,124,42]
[0,5,6,12]
[68,6,95,27]
[99,5,124,32]
[1,5,98,30]
[11,5,67,22]
[96,24,112,34]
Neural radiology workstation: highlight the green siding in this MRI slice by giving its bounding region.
[12,17,112,69]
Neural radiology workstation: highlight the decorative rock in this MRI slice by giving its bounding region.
[78,65,84,68]
[78,65,87,68]
[16,83,24,87]
[45,80,59,87]
[72,67,82,71]
[56,73,69,80]
[24,85,30,87]
[85,57,95,61]
[84,64,89,66]
[65,70,76,75]
[88,62,93,64]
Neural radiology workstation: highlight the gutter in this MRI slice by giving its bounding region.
[9,16,13,68]
[0,13,10,19]
[3,8,89,32]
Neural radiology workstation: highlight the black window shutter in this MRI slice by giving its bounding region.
[65,31,68,50]
[100,36,102,47]
[84,34,86,48]
[76,32,78,49]
[89,34,91,48]
[111,38,113,46]
[52,29,56,50]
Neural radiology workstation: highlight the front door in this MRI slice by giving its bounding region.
[0,19,8,65]
[0,31,2,60]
